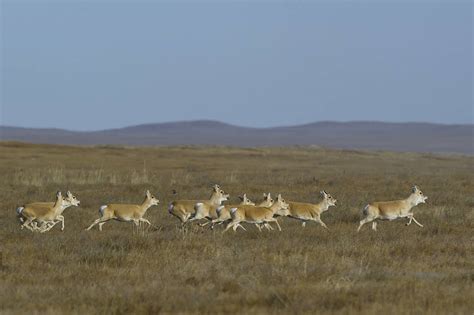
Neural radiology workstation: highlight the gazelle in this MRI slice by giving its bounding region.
[17,191,66,232]
[224,194,290,233]
[287,191,337,229]
[17,191,81,232]
[210,194,255,228]
[168,184,226,225]
[189,190,230,226]
[214,193,274,230]
[86,190,159,231]
[357,185,428,232]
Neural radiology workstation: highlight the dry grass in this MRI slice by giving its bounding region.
[0,142,473,314]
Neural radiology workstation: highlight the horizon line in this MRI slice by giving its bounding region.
[1,119,473,133]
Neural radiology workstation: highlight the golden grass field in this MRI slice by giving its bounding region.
[1,142,473,314]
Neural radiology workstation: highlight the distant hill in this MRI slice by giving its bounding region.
[1,120,473,154]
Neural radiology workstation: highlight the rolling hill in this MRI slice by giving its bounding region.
[1,120,472,154]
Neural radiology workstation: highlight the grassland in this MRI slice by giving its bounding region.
[0,142,473,314]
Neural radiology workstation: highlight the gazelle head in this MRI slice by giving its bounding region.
[66,191,80,206]
[273,194,290,216]
[263,192,274,204]
[145,190,160,206]
[410,185,427,205]
[212,184,221,193]
[238,194,255,205]
[320,190,337,207]
[218,189,230,203]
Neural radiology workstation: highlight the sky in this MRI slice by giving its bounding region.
[1,0,472,131]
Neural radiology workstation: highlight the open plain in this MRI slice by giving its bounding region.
[0,142,473,314]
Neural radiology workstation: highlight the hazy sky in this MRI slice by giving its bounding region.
[1,1,472,130]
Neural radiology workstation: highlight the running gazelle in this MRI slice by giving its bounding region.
[189,190,230,226]
[357,185,427,232]
[86,190,159,231]
[287,190,337,229]
[168,184,228,225]
[17,191,66,232]
[17,191,81,232]
[210,194,255,228]
[224,194,290,232]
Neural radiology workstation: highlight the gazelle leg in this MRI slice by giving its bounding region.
[40,221,56,233]
[184,213,192,222]
[86,218,102,231]
[223,222,235,233]
[139,218,152,226]
[302,221,306,228]
[98,222,106,231]
[21,218,35,232]
[58,215,65,231]
[210,219,222,229]
[268,218,282,231]
[30,221,41,231]
[406,216,413,226]
[236,224,247,231]
[315,217,328,229]
[372,221,377,231]
[255,224,262,232]
[187,216,198,223]
[99,218,112,231]
[411,217,424,227]
[40,222,53,233]
[263,223,273,231]
[357,217,373,232]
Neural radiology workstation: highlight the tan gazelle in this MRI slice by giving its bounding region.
[357,185,428,232]
[287,190,337,229]
[210,194,255,228]
[17,191,66,232]
[168,184,226,225]
[86,190,159,231]
[17,191,81,232]
[189,190,230,226]
[224,194,290,233]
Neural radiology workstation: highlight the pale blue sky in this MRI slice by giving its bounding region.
[1,1,472,131]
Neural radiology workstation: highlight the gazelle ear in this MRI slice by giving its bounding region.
[56,191,62,198]
[263,193,267,197]
[238,195,244,201]
[67,191,72,196]
[412,185,419,192]
[243,193,247,199]
[146,190,151,197]
[277,194,282,199]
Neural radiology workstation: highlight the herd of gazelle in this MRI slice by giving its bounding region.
[16,184,428,233]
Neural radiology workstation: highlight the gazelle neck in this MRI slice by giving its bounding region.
[270,202,281,213]
[209,192,223,204]
[139,197,154,212]
[405,194,419,207]
[318,199,330,212]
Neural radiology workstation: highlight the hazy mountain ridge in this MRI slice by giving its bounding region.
[1,120,472,154]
